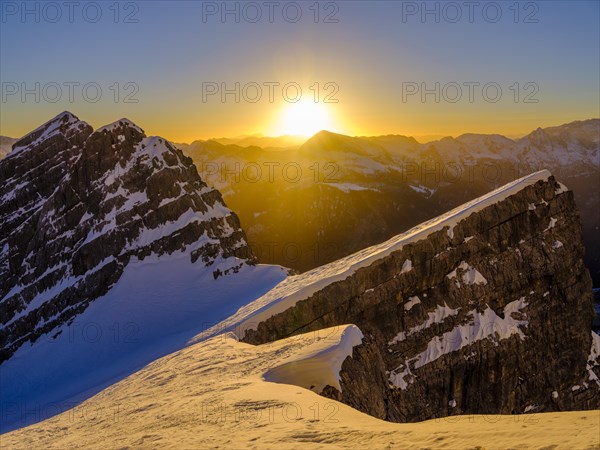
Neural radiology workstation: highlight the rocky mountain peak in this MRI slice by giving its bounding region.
[9,111,88,156]
[0,112,257,363]
[524,127,552,146]
[96,117,144,135]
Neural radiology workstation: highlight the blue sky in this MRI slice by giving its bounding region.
[1,0,599,141]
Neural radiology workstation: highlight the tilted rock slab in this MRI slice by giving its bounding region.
[234,170,598,421]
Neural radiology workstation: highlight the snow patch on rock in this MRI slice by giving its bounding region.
[389,303,460,345]
[587,331,600,387]
[544,217,558,232]
[96,118,144,135]
[555,182,569,194]
[390,297,528,389]
[404,296,421,311]
[447,261,487,286]
[401,259,412,274]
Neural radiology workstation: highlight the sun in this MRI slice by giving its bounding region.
[275,100,335,137]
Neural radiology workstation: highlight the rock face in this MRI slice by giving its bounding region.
[239,172,599,421]
[0,112,255,363]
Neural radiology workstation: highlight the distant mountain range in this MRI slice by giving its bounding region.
[176,119,600,285]
[210,134,307,149]
[3,120,598,285]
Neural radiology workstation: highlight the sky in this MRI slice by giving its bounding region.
[1,0,599,142]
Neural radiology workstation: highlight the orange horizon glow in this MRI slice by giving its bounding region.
[0,105,598,145]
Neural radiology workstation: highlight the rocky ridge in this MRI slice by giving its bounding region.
[224,171,599,421]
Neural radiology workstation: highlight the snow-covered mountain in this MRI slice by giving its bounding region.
[3,170,598,448]
[0,112,287,432]
[181,119,600,285]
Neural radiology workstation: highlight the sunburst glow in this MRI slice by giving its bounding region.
[275,100,335,136]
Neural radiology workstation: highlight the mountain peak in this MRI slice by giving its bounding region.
[18,110,80,138]
[96,118,144,135]
[523,126,551,144]
[52,110,79,122]
[9,111,87,156]
[310,129,340,139]
[301,130,347,147]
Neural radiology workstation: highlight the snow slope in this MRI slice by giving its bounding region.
[0,252,286,433]
[195,170,552,342]
[3,326,597,449]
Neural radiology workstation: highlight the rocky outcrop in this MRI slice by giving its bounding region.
[239,172,599,421]
[0,112,255,363]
